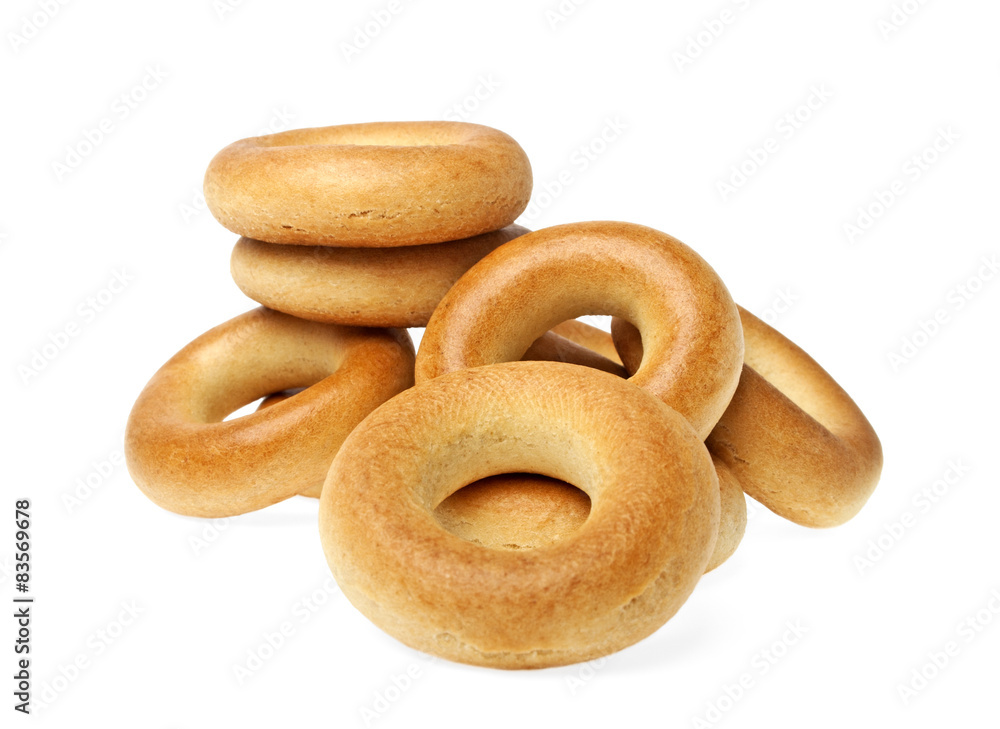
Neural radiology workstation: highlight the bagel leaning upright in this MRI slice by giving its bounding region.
[613,307,883,527]
[415,221,744,440]
[125,308,415,517]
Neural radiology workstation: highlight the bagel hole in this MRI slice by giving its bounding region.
[222,388,306,421]
[434,473,591,551]
[521,316,627,379]
[574,314,613,332]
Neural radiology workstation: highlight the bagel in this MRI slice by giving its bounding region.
[255,321,744,570]
[319,362,720,669]
[204,122,533,247]
[125,308,414,517]
[253,388,319,498]
[230,225,530,328]
[415,221,744,439]
[612,307,883,527]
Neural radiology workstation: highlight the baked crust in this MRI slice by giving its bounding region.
[319,362,720,669]
[125,308,414,516]
[204,122,532,247]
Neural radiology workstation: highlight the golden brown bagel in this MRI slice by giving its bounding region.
[256,321,744,569]
[613,307,883,527]
[230,226,530,327]
[415,221,744,440]
[204,122,533,247]
[254,388,323,497]
[319,362,720,669]
[125,308,414,517]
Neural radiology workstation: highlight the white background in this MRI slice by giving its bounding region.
[3,0,998,726]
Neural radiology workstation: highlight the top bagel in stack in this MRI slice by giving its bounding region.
[204,121,533,247]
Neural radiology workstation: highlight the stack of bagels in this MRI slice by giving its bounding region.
[125,121,883,670]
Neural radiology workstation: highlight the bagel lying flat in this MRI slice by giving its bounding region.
[230,225,530,328]
[320,362,721,669]
[204,121,533,247]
